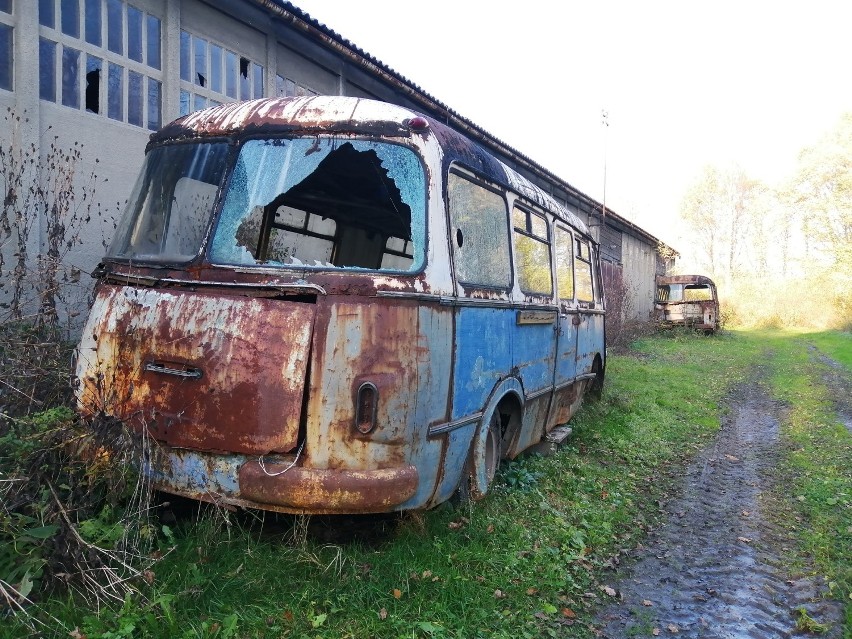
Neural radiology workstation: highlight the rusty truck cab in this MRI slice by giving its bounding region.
[654,274,720,333]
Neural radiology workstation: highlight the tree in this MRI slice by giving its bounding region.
[786,112,852,270]
[678,164,766,282]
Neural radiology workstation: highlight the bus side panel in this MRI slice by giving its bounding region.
[512,314,557,394]
[576,313,604,374]
[451,307,515,419]
[507,314,557,456]
[401,304,455,509]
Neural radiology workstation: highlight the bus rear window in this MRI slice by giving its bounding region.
[210,138,426,272]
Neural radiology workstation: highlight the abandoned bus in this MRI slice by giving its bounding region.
[654,274,719,333]
[75,96,606,514]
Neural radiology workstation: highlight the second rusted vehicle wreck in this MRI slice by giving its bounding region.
[75,96,606,514]
[654,274,720,334]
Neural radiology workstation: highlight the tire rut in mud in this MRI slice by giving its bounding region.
[595,382,844,638]
[808,345,852,435]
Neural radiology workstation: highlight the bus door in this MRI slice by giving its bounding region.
[509,206,557,451]
[574,237,601,376]
[549,225,580,425]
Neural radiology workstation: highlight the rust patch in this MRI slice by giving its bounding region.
[78,284,314,455]
[239,462,418,512]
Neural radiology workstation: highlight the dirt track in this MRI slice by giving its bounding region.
[595,380,844,638]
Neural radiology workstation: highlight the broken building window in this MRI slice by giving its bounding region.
[211,138,426,273]
[39,0,162,128]
[85,55,101,113]
[179,30,263,115]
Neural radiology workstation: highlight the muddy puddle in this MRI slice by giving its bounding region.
[595,382,844,638]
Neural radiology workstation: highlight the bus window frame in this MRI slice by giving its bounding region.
[510,201,555,299]
[554,223,576,304]
[205,133,431,276]
[446,165,514,294]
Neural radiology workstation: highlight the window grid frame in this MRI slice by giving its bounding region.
[38,0,163,131]
[179,28,265,116]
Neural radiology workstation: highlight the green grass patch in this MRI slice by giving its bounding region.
[761,330,852,634]
[4,330,849,638]
[803,329,852,371]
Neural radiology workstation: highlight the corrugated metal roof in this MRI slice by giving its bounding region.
[248,0,676,254]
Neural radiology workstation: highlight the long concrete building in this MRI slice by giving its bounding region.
[0,0,675,327]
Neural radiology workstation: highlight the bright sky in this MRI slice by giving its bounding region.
[290,0,852,250]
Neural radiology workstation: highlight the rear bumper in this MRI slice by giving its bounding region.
[238,462,418,513]
[145,446,418,514]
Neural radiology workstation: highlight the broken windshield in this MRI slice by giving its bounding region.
[210,138,426,272]
[108,142,230,262]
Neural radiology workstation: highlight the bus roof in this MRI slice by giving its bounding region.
[151,96,591,237]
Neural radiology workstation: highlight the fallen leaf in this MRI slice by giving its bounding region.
[561,608,576,618]
[642,599,653,606]
[652,629,660,636]
[283,611,294,622]
[668,623,679,633]
[741,510,750,517]
[494,589,506,599]
[422,570,432,579]
[526,587,539,595]
[724,454,739,461]
[534,612,549,620]
[486,524,494,533]
[379,608,388,620]
[392,588,402,599]
[602,586,617,597]
[142,570,155,585]
[448,521,463,530]
[737,536,752,543]
[69,628,86,639]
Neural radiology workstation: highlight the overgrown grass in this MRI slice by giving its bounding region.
[3,330,849,638]
[803,329,852,370]
[762,330,852,634]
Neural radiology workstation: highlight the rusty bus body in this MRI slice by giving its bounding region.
[75,96,606,514]
[654,274,719,333]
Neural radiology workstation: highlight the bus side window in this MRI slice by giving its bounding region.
[575,238,595,303]
[512,207,552,295]
[447,172,511,288]
[554,226,574,301]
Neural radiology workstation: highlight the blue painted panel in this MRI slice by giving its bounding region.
[428,424,478,506]
[512,320,556,393]
[452,307,514,418]
[554,315,578,384]
[576,313,605,374]
[400,305,454,509]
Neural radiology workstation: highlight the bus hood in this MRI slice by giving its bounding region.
[76,284,313,455]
